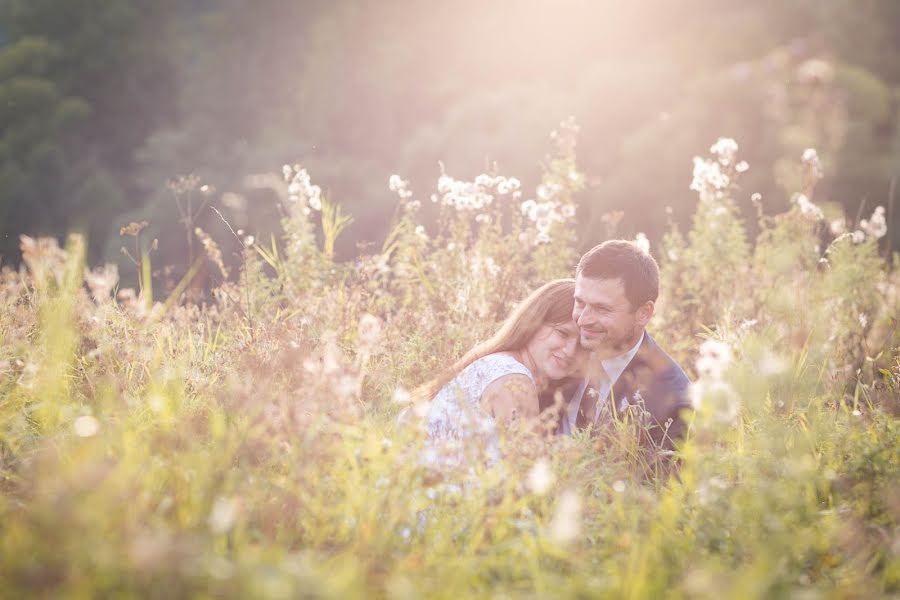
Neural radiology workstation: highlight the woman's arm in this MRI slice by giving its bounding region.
[480,374,539,423]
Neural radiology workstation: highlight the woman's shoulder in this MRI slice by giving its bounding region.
[466,352,536,382]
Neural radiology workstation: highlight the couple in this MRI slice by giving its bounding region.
[419,239,691,453]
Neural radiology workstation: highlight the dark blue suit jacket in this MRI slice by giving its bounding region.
[539,332,692,450]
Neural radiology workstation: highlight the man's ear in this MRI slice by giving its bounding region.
[636,301,654,328]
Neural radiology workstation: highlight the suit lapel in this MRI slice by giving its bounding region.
[607,333,653,421]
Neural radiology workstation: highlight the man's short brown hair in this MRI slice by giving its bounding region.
[576,239,659,307]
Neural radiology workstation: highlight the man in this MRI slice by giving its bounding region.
[539,240,691,451]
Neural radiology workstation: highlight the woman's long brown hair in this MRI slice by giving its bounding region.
[414,278,576,402]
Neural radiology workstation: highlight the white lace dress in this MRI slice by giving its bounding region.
[424,353,535,466]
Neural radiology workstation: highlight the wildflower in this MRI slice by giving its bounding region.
[388,174,405,192]
[199,184,215,195]
[690,157,730,196]
[709,137,738,166]
[120,221,149,237]
[860,206,887,239]
[358,313,383,349]
[282,164,323,210]
[759,350,788,376]
[84,264,119,303]
[735,160,750,173]
[612,480,626,493]
[829,219,845,236]
[73,415,99,437]
[392,386,411,404]
[208,497,238,534]
[414,225,428,240]
[474,173,494,188]
[548,489,582,544]
[337,374,360,399]
[801,148,823,180]
[166,174,200,194]
[794,194,824,220]
[690,380,741,423]
[527,458,555,495]
[695,339,733,381]
[634,232,650,254]
[851,230,866,244]
[796,58,834,84]
[194,227,230,279]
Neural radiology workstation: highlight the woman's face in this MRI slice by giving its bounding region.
[525,320,582,380]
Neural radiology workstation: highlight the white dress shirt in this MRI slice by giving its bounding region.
[562,332,645,435]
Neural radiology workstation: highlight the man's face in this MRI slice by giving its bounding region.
[573,275,652,356]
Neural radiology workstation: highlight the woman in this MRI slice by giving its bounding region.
[416,279,582,444]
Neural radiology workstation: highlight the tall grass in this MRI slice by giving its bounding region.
[0,125,897,598]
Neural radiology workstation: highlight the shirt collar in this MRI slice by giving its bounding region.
[599,331,644,386]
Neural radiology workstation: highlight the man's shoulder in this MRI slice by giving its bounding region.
[630,333,691,405]
[638,333,689,377]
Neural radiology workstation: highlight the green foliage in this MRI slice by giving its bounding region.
[1,129,898,597]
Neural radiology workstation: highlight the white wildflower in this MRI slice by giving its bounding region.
[795,194,824,220]
[829,219,846,236]
[861,206,887,239]
[759,350,788,376]
[548,490,582,544]
[357,313,383,349]
[634,232,650,254]
[527,458,555,495]
[735,160,750,173]
[690,380,741,423]
[73,415,99,438]
[710,138,738,165]
[392,386,411,404]
[695,339,733,381]
[208,497,238,534]
[801,148,823,179]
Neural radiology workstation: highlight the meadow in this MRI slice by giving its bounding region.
[1,123,898,599]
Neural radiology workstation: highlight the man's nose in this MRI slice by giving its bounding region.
[576,308,592,327]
